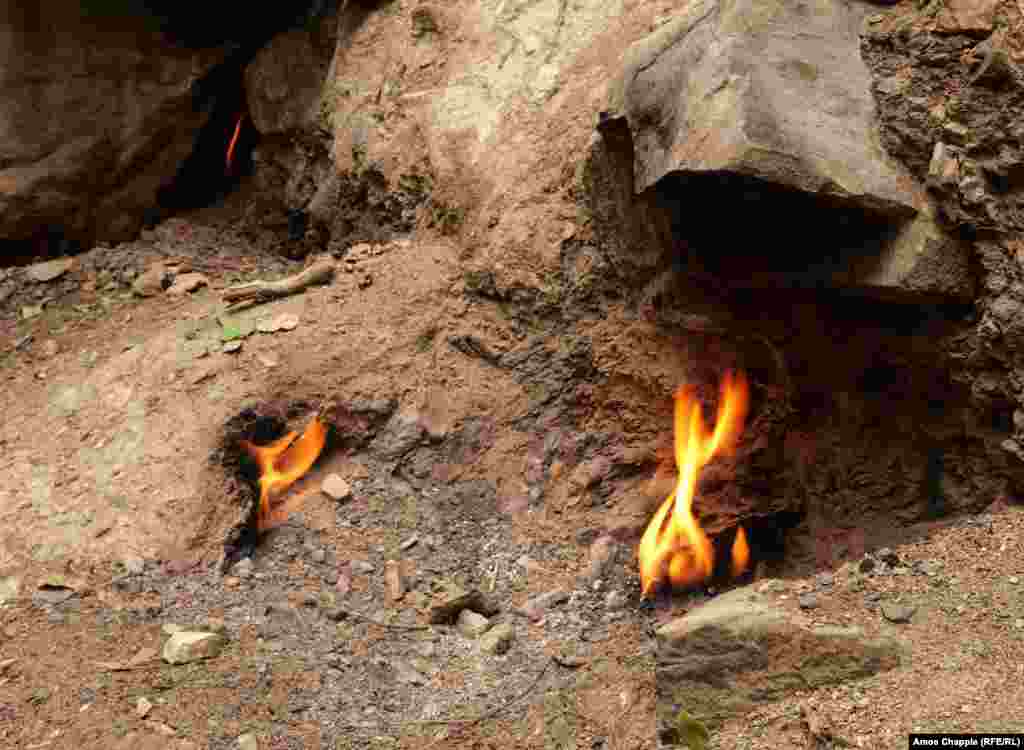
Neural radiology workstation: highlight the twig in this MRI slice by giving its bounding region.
[417,657,553,748]
[222,257,335,311]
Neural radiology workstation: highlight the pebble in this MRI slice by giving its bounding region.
[162,631,226,664]
[816,572,835,588]
[122,557,145,575]
[457,609,491,638]
[399,535,419,551]
[479,622,515,655]
[233,558,254,578]
[222,340,243,354]
[321,474,352,501]
[881,602,917,624]
[1010,576,1020,585]
[310,549,326,564]
[604,591,627,610]
[135,697,153,718]
[798,593,819,610]
[237,732,260,750]
[352,560,375,574]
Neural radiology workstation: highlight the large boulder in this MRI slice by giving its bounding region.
[657,586,906,728]
[0,1,224,247]
[605,0,918,218]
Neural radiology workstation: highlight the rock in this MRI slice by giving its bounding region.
[25,258,74,282]
[122,556,145,575]
[480,622,514,655]
[321,474,352,501]
[222,340,243,354]
[798,593,819,610]
[161,631,226,665]
[1010,576,1020,585]
[233,558,254,578]
[21,305,43,319]
[428,587,500,624]
[585,535,618,583]
[165,272,208,296]
[352,560,375,575]
[384,560,405,602]
[657,586,905,726]
[132,264,170,297]
[310,548,326,564]
[816,573,835,588]
[606,0,916,218]
[371,410,426,460]
[393,660,427,685]
[0,577,21,604]
[881,602,916,624]
[399,535,419,551]
[877,548,900,567]
[457,609,491,638]
[604,591,628,610]
[135,697,152,718]
[518,588,570,621]
[237,732,260,750]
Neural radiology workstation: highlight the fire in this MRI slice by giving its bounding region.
[225,113,245,173]
[638,372,750,597]
[240,411,327,531]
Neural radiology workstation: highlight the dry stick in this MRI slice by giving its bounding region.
[417,657,553,748]
[221,257,335,311]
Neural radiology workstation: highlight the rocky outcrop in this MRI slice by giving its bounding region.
[606,0,917,218]
[657,586,906,729]
[0,1,225,248]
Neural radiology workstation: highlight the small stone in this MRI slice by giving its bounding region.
[1014,619,1024,630]
[237,732,260,750]
[21,305,43,319]
[816,572,835,588]
[384,560,405,602]
[222,340,243,354]
[399,535,419,551]
[136,697,153,718]
[352,560,375,575]
[519,589,569,621]
[393,661,426,685]
[457,609,491,638]
[585,535,617,582]
[166,272,208,296]
[321,474,352,501]
[428,586,500,624]
[798,593,819,610]
[26,258,74,283]
[1009,576,1020,585]
[604,591,627,610]
[310,548,326,564]
[233,558,254,578]
[358,274,373,289]
[162,631,226,664]
[480,623,514,655]
[881,602,917,624]
[122,556,145,575]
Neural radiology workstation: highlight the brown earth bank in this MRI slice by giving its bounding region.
[3,1,1024,749]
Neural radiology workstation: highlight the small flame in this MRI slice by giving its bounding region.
[731,525,750,578]
[638,372,750,597]
[240,412,327,531]
[225,113,245,173]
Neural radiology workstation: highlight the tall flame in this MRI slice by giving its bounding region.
[240,412,327,531]
[225,113,245,173]
[638,372,750,596]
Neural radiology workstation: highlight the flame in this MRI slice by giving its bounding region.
[731,525,750,578]
[225,113,245,173]
[638,372,750,597]
[240,412,327,531]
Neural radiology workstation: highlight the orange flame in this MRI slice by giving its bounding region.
[240,412,327,531]
[638,372,750,597]
[225,113,245,173]
[731,525,750,578]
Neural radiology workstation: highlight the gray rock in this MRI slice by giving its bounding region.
[162,631,226,664]
[604,591,628,610]
[310,548,326,564]
[456,609,491,638]
[233,558,254,578]
[480,623,515,655]
[371,411,426,460]
[25,258,74,283]
[428,587,500,624]
[393,660,427,685]
[657,586,905,724]
[519,589,570,620]
[122,556,145,575]
[352,560,375,575]
[881,602,916,624]
[816,573,835,588]
[798,593,819,610]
